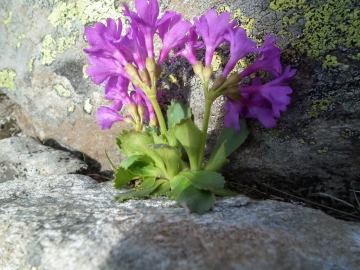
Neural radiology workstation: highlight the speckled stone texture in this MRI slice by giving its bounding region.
[0,174,359,270]
[0,0,359,209]
[0,137,87,182]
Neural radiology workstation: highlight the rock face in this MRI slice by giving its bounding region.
[0,174,359,270]
[0,136,87,182]
[0,0,359,209]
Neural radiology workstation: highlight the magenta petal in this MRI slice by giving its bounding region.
[241,35,283,78]
[95,106,124,130]
[224,100,242,130]
[194,9,233,66]
[86,57,123,84]
[105,76,131,104]
[222,27,258,77]
[158,19,192,64]
[109,100,123,111]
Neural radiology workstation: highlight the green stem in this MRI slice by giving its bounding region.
[149,95,167,135]
[147,75,167,135]
[196,90,213,170]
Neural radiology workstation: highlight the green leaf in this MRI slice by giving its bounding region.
[211,189,239,197]
[151,144,182,178]
[145,125,160,136]
[127,161,164,177]
[204,140,229,171]
[113,167,136,189]
[152,133,169,144]
[168,174,192,200]
[180,170,225,191]
[115,183,162,202]
[212,118,249,158]
[139,177,156,189]
[118,130,168,177]
[176,185,215,214]
[117,130,154,156]
[167,101,192,129]
[120,155,154,169]
[150,180,170,196]
[173,117,202,169]
[165,128,179,147]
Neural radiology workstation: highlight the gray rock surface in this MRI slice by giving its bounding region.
[0,137,87,182]
[0,0,359,209]
[0,174,359,270]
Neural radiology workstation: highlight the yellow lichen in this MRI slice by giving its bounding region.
[68,102,76,112]
[41,34,57,65]
[341,129,351,138]
[0,69,16,91]
[168,74,180,88]
[217,6,231,14]
[28,57,35,73]
[211,52,223,72]
[42,0,125,66]
[268,128,284,137]
[53,84,71,98]
[82,65,89,79]
[317,146,328,154]
[84,98,93,114]
[3,10,12,25]
[270,0,360,67]
[57,33,77,53]
[322,55,338,68]
[307,96,333,118]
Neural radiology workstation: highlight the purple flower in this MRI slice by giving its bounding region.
[86,56,127,85]
[104,76,132,104]
[156,12,192,65]
[84,19,129,66]
[172,26,199,65]
[224,66,296,130]
[95,106,124,130]
[222,27,259,77]
[224,99,243,130]
[194,9,236,66]
[241,35,282,78]
[119,27,148,69]
[240,66,296,118]
[123,0,159,57]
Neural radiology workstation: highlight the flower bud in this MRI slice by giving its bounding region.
[124,117,135,125]
[192,62,204,81]
[223,73,241,88]
[146,57,156,74]
[137,104,145,122]
[224,85,241,101]
[125,64,142,88]
[202,66,213,83]
[149,117,158,127]
[139,69,151,85]
[127,103,140,122]
[211,75,227,90]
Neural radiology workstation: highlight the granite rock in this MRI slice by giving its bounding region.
[0,136,87,182]
[0,174,359,270]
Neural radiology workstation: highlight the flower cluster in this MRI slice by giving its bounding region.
[84,0,296,131]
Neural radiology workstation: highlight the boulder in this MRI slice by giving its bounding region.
[0,174,359,270]
[0,136,87,182]
[0,0,359,209]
